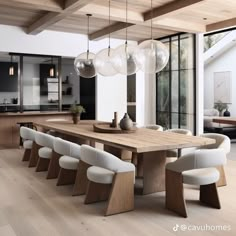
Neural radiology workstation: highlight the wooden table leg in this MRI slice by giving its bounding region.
[141,151,166,195]
[104,145,132,161]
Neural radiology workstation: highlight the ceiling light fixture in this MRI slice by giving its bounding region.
[111,0,138,75]
[94,0,117,76]
[49,57,55,77]
[9,55,14,76]
[74,14,96,78]
[134,0,169,74]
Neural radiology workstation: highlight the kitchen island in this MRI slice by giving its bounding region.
[0,111,72,148]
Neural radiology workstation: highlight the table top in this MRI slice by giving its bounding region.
[34,121,215,153]
[213,117,236,125]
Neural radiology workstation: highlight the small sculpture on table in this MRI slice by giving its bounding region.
[120,113,133,130]
[110,112,118,128]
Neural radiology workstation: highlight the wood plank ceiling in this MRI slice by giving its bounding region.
[0,0,235,42]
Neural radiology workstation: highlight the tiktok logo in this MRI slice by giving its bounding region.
[173,224,179,232]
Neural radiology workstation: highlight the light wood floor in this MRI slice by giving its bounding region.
[0,147,236,236]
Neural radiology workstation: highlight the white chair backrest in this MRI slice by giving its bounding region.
[200,133,231,154]
[70,143,81,159]
[145,124,163,131]
[166,128,192,136]
[35,132,54,149]
[81,145,135,173]
[20,127,37,141]
[166,149,226,173]
[53,138,81,159]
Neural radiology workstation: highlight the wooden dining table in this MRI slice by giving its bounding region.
[34,121,215,195]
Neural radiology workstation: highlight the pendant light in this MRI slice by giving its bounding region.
[94,0,117,76]
[49,57,55,77]
[9,55,14,76]
[111,0,138,76]
[74,14,96,78]
[134,0,169,74]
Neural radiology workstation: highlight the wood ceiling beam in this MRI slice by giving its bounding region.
[0,0,63,12]
[77,3,144,24]
[89,22,134,41]
[27,0,95,35]
[144,0,204,21]
[206,17,236,32]
[154,18,206,33]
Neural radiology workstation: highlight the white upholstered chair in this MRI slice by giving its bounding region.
[166,129,192,158]
[199,133,230,186]
[57,141,81,186]
[200,133,230,154]
[81,145,135,216]
[47,138,77,180]
[34,132,55,172]
[20,126,37,162]
[166,148,226,217]
[145,124,163,131]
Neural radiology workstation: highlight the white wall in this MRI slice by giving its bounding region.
[96,74,127,122]
[196,33,204,135]
[0,25,130,57]
[136,71,156,127]
[204,44,236,116]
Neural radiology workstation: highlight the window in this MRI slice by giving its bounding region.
[156,33,196,134]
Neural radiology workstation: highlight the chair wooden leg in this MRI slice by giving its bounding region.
[84,181,111,204]
[46,151,61,179]
[22,149,31,161]
[200,183,221,209]
[35,157,50,172]
[105,172,134,216]
[72,160,91,196]
[165,169,187,217]
[216,165,227,187]
[57,168,77,186]
[28,142,41,168]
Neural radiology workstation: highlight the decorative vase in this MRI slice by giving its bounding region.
[72,114,80,124]
[120,113,133,130]
[223,109,230,117]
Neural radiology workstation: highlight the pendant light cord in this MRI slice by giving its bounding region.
[86,14,92,59]
[87,14,90,53]
[151,0,153,40]
[125,0,128,45]
[108,0,111,56]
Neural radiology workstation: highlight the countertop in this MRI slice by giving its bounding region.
[0,111,71,117]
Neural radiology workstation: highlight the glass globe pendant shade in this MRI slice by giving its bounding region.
[74,51,96,78]
[94,48,117,76]
[134,40,169,74]
[112,44,138,75]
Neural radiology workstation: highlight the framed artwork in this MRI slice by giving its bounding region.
[214,71,232,103]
